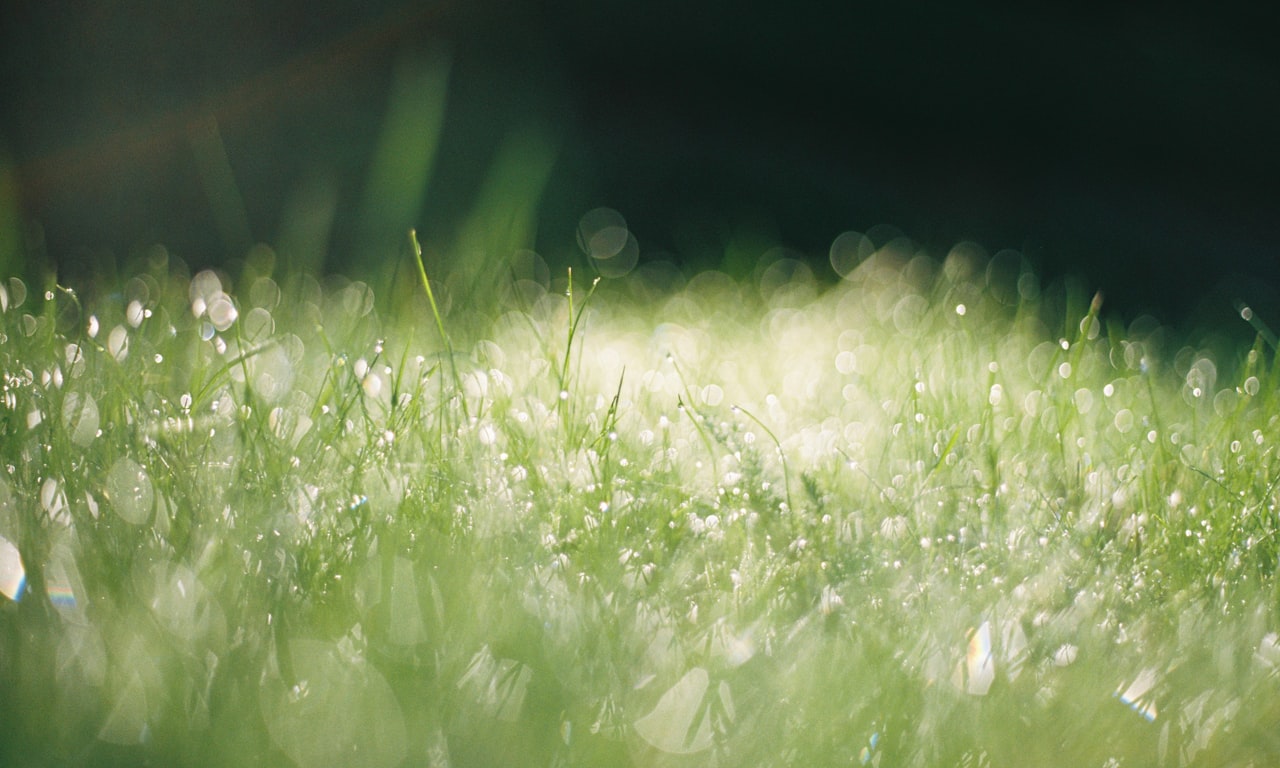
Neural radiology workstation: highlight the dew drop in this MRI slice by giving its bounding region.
[106,458,154,525]
[107,326,129,362]
[126,300,145,328]
[62,392,100,447]
[207,294,238,331]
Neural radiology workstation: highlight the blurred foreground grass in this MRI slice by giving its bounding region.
[1,239,1278,766]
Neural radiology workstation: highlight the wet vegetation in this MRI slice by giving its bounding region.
[1,232,1278,766]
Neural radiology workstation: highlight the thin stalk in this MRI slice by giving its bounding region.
[556,268,600,431]
[733,403,793,513]
[409,229,469,423]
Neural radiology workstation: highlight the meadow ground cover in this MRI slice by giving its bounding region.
[0,234,1278,767]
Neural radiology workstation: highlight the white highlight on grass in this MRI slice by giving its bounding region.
[0,535,24,601]
[1258,633,1280,669]
[1116,668,1159,721]
[958,621,995,696]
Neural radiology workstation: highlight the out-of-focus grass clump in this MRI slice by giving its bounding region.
[0,235,1278,767]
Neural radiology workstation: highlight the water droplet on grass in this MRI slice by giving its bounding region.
[106,458,154,525]
[107,325,129,361]
[207,294,238,331]
[190,270,222,309]
[243,307,274,341]
[6,277,26,308]
[126,300,145,328]
[1114,409,1134,433]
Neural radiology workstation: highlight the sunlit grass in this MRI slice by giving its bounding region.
[1,238,1278,767]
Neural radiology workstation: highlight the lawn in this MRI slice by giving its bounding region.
[1,233,1277,766]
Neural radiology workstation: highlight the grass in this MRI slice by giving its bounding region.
[0,237,1278,767]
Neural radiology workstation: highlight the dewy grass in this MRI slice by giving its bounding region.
[0,244,1278,767]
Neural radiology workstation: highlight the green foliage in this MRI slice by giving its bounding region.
[0,246,1277,767]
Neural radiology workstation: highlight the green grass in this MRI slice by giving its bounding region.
[1,240,1278,767]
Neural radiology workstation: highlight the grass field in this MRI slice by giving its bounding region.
[1,234,1278,766]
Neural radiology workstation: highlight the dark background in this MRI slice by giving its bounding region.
[2,0,1278,330]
